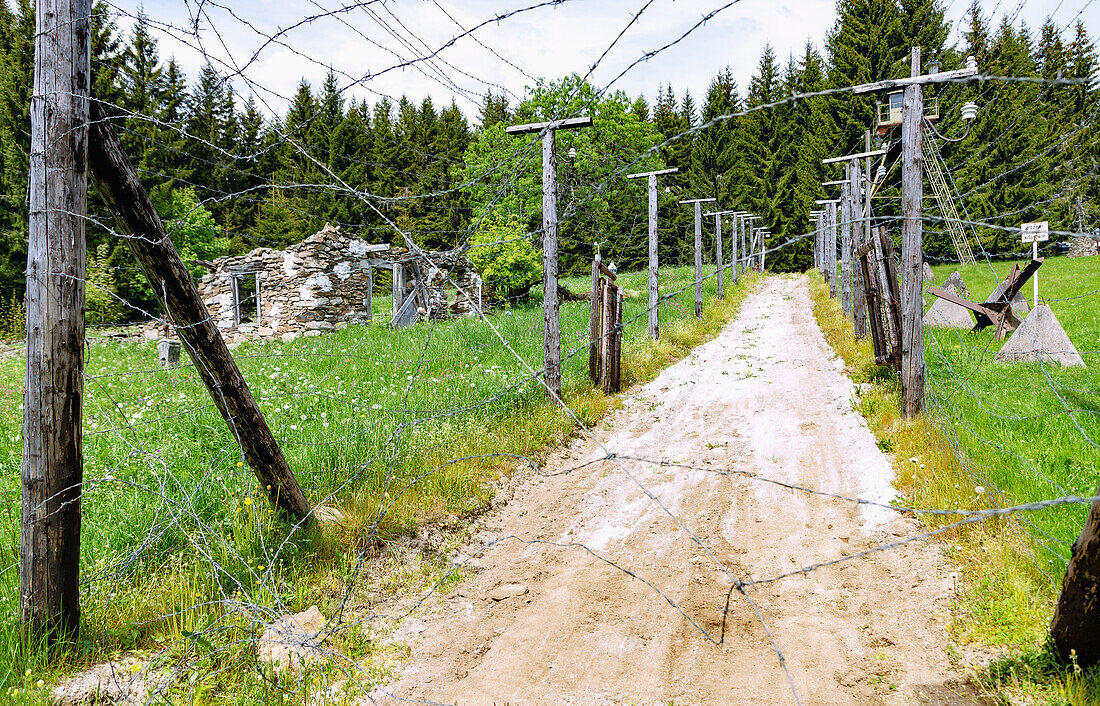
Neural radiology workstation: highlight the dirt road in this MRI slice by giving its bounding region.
[372,275,979,705]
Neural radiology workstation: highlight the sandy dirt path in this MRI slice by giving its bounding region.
[371,275,981,705]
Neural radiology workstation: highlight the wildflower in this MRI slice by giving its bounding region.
[237,461,244,467]
[974,486,985,495]
[36,680,43,688]
[244,497,253,506]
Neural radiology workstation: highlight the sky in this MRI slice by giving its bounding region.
[124,0,1099,122]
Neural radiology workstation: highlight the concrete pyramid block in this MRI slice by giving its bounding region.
[987,279,1029,316]
[923,262,935,281]
[943,271,968,298]
[994,304,1085,368]
[924,296,974,329]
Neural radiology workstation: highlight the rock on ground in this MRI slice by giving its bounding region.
[257,605,328,673]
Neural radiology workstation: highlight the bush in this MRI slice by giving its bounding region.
[467,214,541,301]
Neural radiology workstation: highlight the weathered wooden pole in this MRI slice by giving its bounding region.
[506,117,592,401]
[680,197,715,316]
[850,158,868,338]
[627,167,678,339]
[588,252,601,385]
[827,202,838,297]
[728,214,737,286]
[706,208,740,292]
[715,213,724,296]
[900,46,925,417]
[1051,492,1100,667]
[759,229,768,271]
[22,0,91,642]
[88,103,314,522]
[864,129,873,244]
[840,176,853,317]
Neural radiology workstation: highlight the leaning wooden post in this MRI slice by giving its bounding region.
[900,46,925,417]
[627,167,678,339]
[22,0,90,642]
[88,103,313,522]
[850,157,868,338]
[505,117,592,401]
[680,197,715,316]
[1051,492,1100,668]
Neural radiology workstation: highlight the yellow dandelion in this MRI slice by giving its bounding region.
[243,497,253,506]
[266,485,271,490]
[36,680,43,687]
[25,670,31,676]
[236,461,244,467]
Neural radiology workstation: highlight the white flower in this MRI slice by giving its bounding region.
[974,486,985,495]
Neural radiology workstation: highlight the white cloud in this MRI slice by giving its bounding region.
[123,0,1100,121]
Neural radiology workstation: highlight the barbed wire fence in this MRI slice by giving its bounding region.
[4,1,1100,704]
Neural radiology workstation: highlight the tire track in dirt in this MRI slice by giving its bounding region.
[370,275,984,705]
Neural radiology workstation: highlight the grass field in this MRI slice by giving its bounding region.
[811,253,1100,704]
[0,263,758,701]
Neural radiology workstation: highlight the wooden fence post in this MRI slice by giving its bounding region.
[827,202,838,298]
[1051,491,1100,667]
[850,157,867,338]
[715,211,723,299]
[88,103,314,522]
[841,176,853,317]
[22,0,91,642]
[900,46,925,417]
[505,117,592,402]
[626,167,678,340]
[728,214,737,286]
[588,256,601,384]
[680,197,714,316]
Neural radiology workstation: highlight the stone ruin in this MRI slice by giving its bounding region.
[1068,236,1100,258]
[196,224,485,343]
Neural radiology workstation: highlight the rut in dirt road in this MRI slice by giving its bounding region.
[371,275,982,705]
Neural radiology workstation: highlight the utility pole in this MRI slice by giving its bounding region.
[707,209,743,290]
[900,47,924,417]
[627,167,678,339]
[843,49,981,417]
[810,210,824,274]
[823,150,885,320]
[849,158,867,337]
[22,0,90,643]
[816,199,839,296]
[680,197,716,316]
[506,116,592,401]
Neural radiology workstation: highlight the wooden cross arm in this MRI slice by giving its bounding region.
[505,116,593,135]
[997,257,1043,303]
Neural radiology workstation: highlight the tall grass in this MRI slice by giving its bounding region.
[810,255,1100,703]
[0,264,758,700]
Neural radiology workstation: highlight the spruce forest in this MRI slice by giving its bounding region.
[0,0,1094,320]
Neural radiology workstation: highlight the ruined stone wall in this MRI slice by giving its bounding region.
[1068,237,1100,258]
[197,224,484,342]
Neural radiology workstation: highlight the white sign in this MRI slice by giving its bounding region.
[1021,221,1049,243]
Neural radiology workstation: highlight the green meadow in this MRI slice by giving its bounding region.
[0,264,758,702]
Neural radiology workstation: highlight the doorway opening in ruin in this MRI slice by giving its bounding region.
[230,270,260,325]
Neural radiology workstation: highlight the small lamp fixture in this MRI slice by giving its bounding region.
[926,56,942,75]
[608,261,618,275]
[961,101,979,122]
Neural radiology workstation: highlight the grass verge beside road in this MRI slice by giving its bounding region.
[809,255,1100,704]
[0,266,759,703]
